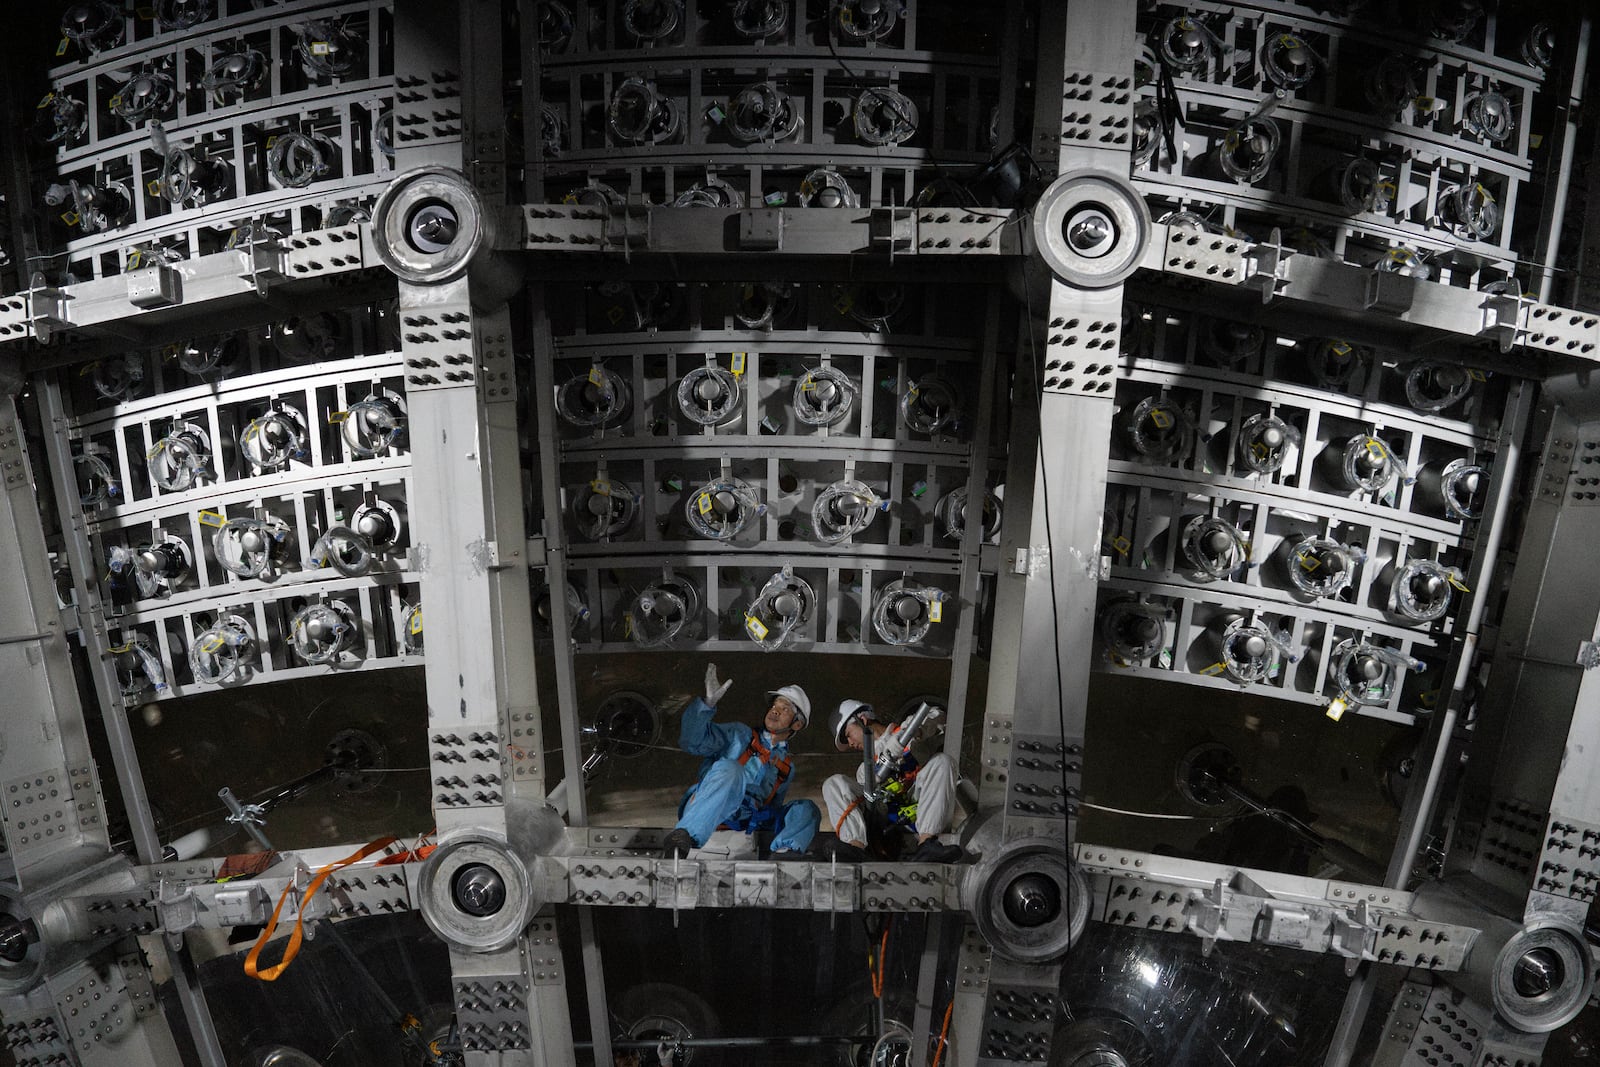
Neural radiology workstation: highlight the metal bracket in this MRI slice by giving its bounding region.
[236,234,288,297]
[603,203,651,256]
[869,208,915,259]
[1244,229,1291,304]
[1480,291,1527,353]
[1578,640,1600,669]
[738,209,784,251]
[26,274,71,343]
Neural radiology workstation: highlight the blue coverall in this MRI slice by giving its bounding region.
[673,697,820,853]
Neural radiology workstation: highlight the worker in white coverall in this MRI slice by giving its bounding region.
[819,699,964,863]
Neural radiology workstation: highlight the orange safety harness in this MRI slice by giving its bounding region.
[736,732,792,805]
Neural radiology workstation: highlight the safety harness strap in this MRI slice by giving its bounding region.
[737,733,791,804]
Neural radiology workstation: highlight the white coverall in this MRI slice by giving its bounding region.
[822,719,956,844]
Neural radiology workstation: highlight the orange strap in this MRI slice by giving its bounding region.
[834,797,864,837]
[737,734,792,804]
[930,1000,955,1067]
[245,835,397,982]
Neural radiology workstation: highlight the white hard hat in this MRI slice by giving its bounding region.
[767,684,810,729]
[832,699,875,751]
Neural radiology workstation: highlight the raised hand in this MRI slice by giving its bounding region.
[704,663,733,706]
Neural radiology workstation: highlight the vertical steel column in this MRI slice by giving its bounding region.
[1323,380,1535,1067]
[952,0,1139,1062]
[7,391,219,1066]
[1534,16,1592,304]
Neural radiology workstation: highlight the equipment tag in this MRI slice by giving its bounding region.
[1149,408,1173,430]
[327,410,350,424]
[1325,698,1348,722]
[744,615,769,640]
[587,366,605,386]
[928,600,942,623]
[1200,662,1227,676]
[197,510,226,528]
[697,493,713,515]
[731,352,746,377]
[590,479,611,496]
[409,610,423,634]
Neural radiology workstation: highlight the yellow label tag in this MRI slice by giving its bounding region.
[1447,574,1470,593]
[145,441,167,460]
[1200,662,1227,676]
[1364,438,1387,461]
[731,352,746,377]
[200,634,225,654]
[148,178,163,197]
[744,614,769,640]
[1330,340,1352,355]
[1466,368,1487,382]
[108,642,131,654]
[1325,697,1348,722]
[929,600,943,623]
[56,37,69,57]
[833,293,854,315]
[79,361,98,377]
[37,92,54,109]
[622,612,633,637]
[801,374,815,392]
[563,192,579,204]
[197,509,226,528]
[327,410,350,423]
[1149,408,1173,430]
[137,5,155,17]
[1252,441,1270,460]
[1110,535,1131,556]
[697,493,713,515]
[108,94,122,111]
[265,135,277,150]
[409,609,423,634]
[242,424,260,443]
[606,305,626,325]
[1297,551,1321,573]
[61,210,80,226]
[590,479,611,496]
[1530,133,1544,150]
[587,366,605,386]
[311,41,331,55]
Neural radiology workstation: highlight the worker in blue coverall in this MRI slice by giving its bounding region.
[659,664,820,859]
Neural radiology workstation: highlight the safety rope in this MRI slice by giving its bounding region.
[245,835,397,981]
[930,1000,955,1067]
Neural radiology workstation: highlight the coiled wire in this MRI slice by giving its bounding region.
[293,20,358,78]
[794,367,856,426]
[190,614,255,685]
[734,283,796,330]
[1461,89,1513,143]
[745,568,814,651]
[834,0,902,41]
[726,82,802,144]
[147,422,213,492]
[155,0,213,30]
[556,368,631,428]
[342,394,408,456]
[1156,16,1223,74]
[1335,433,1401,492]
[798,169,859,208]
[572,479,638,541]
[267,131,335,188]
[288,601,359,665]
[934,487,1002,542]
[900,374,960,435]
[1218,617,1286,685]
[1098,599,1169,663]
[623,0,682,40]
[1305,338,1365,390]
[1441,182,1499,240]
[627,576,700,649]
[1390,558,1457,623]
[112,635,168,697]
[732,0,787,38]
[1260,33,1320,89]
[1216,118,1280,184]
[1181,516,1248,580]
[240,406,309,472]
[684,478,762,540]
[609,78,682,144]
[1404,362,1473,414]
[1236,412,1298,474]
[673,176,744,208]
[1124,396,1191,462]
[310,525,375,578]
[112,70,175,124]
[212,515,291,579]
[75,449,121,510]
[811,479,883,544]
[853,87,918,146]
[676,366,742,426]
[1330,640,1422,707]
[1285,535,1359,599]
[871,579,946,647]
[203,49,266,101]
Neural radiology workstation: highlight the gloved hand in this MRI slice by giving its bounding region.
[704,663,733,706]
